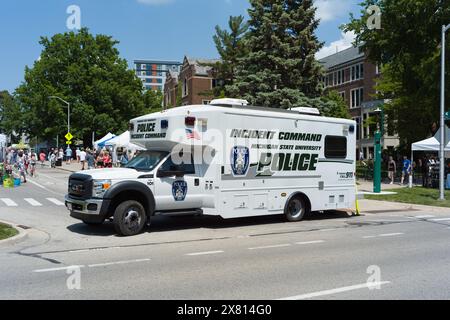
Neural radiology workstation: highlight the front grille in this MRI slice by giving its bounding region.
[68,173,93,199]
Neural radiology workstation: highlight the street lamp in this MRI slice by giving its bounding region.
[439,24,450,200]
[49,96,71,134]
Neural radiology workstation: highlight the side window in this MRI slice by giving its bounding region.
[325,136,347,159]
[161,153,195,174]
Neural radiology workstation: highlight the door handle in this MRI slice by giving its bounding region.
[194,178,199,186]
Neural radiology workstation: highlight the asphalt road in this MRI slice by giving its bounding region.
[1,166,450,300]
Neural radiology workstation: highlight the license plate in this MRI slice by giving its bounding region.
[67,203,72,210]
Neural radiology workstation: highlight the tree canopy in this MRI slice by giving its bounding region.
[14,28,156,146]
[343,0,450,148]
[228,0,324,109]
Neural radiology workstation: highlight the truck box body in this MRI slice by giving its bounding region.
[129,104,356,218]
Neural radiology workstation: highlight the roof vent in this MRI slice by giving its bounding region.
[290,107,321,116]
[210,98,249,107]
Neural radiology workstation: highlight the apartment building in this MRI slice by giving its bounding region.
[164,56,218,108]
[134,59,182,92]
[319,46,399,159]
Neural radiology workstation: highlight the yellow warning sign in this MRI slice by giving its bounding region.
[65,132,73,141]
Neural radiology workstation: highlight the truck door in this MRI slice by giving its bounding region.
[153,153,203,211]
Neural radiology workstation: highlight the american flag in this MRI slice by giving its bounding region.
[186,129,201,140]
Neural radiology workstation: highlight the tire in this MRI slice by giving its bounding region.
[113,200,147,236]
[284,195,307,222]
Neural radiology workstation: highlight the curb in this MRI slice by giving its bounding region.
[360,199,450,214]
[0,220,29,245]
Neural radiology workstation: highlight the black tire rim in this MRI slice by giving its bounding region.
[288,199,303,219]
[123,207,142,232]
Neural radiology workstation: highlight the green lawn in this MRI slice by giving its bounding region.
[365,187,450,208]
[0,223,18,240]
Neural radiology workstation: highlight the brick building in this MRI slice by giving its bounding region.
[319,46,399,159]
[164,56,218,108]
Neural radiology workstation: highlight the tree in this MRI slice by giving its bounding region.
[319,91,351,119]
[143,89,163,113]
[206,15,249,97]
[0,91,24,142]
[15,28,147,146]
[343,0,450,148]
[228,0,324,108]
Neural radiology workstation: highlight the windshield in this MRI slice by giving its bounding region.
[125,151,169,172]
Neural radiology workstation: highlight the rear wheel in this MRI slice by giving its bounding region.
[284,196,307,222]
[113,200,147,236]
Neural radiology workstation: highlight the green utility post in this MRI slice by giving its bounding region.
[373,107,384,193]
[373,130,382,193]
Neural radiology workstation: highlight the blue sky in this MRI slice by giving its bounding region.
[0,0,362,93]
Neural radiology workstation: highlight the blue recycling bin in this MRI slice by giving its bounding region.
[446,174,450,190]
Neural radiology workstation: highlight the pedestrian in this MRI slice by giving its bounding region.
[50,151,57,168]
[96,151,104,168]
[86,150,95,170]
[388,156,396,185]
[29,153,37,177]
[422,156,429,187]
[65,146,72,164]
[120,149,129,167]
[39,151,46,167]
[400,155,412,185]
[79,148,87,170]
[76,147,81,163]
[17,157,27,183]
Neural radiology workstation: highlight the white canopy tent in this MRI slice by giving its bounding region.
[104,131,145,151]
[104,131,145,165]
[412,126,450,155]
[93,132,116,149]
[410,127,450,189]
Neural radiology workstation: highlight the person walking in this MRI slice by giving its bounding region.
[120,149,129,167]
[86,150,95,170]
[29,153,37,177]
[65,146,72,164]
[49,151,57,168]
[388,156,396,185]
[39,151,46,167]
[76,147,81,163]
[17,157,27,183]
[400,155,412,185]
[79,148,87,170]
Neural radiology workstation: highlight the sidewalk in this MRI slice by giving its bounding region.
[43,160,83,173]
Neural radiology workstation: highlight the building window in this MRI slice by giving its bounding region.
[339,91,345,100]
[351,63,364,81]
[141,64,146,70]
[182,77,188,97]
[350,88,364,108]
[325,136,347,159]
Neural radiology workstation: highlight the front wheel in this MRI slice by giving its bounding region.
[284,196,308,222]
[113,200,147,236]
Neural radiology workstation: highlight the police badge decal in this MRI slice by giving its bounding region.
[231,146,250,176]
[172,181,188,201]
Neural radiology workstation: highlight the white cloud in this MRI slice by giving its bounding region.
[315,0,353,22]
[137,0,174,5]
[316,31,356,59]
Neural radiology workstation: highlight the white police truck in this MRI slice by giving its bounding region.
[65,99,356,236]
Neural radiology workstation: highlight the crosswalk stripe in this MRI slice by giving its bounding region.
[24,198,43,206]
[0,198,18,207]
[430,218,450,222]
[46,198,65,206]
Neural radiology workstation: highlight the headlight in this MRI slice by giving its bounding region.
[92,179,112,198]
